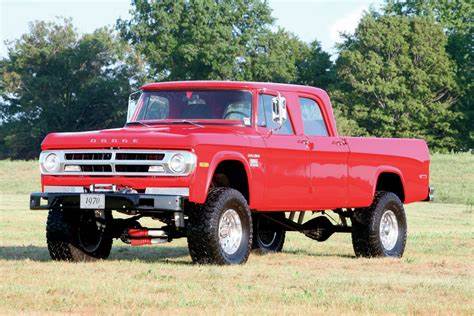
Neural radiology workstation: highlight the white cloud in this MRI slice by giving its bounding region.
[329,6,367,45]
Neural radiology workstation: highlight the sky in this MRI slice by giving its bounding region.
[0,0,384,58]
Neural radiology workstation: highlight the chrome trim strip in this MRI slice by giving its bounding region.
[145,187,190,196]
[44,186,85,193]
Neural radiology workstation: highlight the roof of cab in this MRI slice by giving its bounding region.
[141,80,327,96]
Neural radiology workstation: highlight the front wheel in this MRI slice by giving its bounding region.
[187,188,252,265]
[351,191,407,258]
[46,209,113,261]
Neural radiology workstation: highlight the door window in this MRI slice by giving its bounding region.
[299,97,328,136]
[258,94,294,135]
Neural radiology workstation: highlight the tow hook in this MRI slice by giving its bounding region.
[94,209,106,232]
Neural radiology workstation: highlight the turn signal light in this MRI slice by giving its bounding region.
[64,165,81,172]
[148,165,165,173]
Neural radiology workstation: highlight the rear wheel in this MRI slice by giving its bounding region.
[252,213,285,253]
[351,191,407,258]
[46,209,113,261]
[187,188,252,265]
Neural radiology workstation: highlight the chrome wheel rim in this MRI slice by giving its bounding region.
[379,210,399,251]
[219,209,242,255]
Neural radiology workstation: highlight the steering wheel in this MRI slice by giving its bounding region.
[223,111,248,120]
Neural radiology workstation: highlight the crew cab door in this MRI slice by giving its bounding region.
[256,93,311,210]
[298,97,349,209]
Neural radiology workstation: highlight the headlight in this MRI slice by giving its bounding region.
[43,153,60,173]
[169,153,186,173]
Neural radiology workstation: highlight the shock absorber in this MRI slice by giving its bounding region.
[126,228,168,246]
[130,238,168,246]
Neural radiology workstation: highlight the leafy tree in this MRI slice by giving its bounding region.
[0,19,143,159]
[333,13,460,151]
[384,0,473,149]
[117,0,316,83]
[295,40,335,90]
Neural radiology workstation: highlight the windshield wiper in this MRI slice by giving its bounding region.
[125,121,152,128]
[172,120,203,128]
[127,120,203,128]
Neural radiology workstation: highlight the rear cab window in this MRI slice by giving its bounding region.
[298,97,328,136]
[257,94,294,135]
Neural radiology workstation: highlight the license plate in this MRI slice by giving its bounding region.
[80,194,105,209]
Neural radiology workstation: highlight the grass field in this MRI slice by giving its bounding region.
[0,153,473,314]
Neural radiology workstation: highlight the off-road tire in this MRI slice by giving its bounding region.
[351,191,407,258]
[187,187,252,265]
[46,209,113,261]
[252,213,285,253]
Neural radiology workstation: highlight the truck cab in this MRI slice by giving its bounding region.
[30,81,431,264]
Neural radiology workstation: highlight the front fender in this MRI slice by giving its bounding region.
[189,150,252,205]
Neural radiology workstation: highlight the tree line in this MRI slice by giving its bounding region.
[0,0,472,159]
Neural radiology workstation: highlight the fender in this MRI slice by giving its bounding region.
[189,150,252,205]
[372,166,406,202]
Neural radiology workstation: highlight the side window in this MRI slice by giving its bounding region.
[299,97,328,136]
[258,94,294,135]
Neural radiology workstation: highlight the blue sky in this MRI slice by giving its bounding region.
[0,0,383,58]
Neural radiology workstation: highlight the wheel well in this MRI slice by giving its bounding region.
[376,172,405,202]
[212,160,249,203]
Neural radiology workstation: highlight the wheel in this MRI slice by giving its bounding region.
[46,209,113,261]
[187,187,252,265]
[252,213,285,253]
[351,191,407,258]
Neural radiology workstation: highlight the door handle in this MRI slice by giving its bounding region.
[298,139,313,149]
[332,140,347,146]
[298,139,310,145]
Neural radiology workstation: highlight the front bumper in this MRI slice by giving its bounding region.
[30,192,184,212]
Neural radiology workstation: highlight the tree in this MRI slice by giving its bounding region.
[295,40,335,90]
[333,13,460,151]
[117,0,313,83]
[0,19,143,159]
[384,0,473,149]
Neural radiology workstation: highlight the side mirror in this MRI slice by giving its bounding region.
[127,90,142,123]
[271,95,287,127]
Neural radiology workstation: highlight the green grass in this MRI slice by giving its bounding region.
[0,154,473,314]
[430,152,474,205]
[2,153,473,204]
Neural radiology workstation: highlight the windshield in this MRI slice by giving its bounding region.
[131,90,252,125]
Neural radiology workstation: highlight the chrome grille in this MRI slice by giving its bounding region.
[78,165,112,172]
[115,153,164,161]
[40,149,196,177]
[65,153,112,160]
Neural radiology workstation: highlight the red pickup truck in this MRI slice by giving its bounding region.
[30,81,432,264]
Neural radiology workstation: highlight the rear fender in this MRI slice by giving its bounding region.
[372,166,406,202]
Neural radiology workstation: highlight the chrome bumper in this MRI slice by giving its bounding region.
[30,192,184,212]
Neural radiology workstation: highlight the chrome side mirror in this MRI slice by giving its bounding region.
[271,95,287,127]
[127,90,142,123]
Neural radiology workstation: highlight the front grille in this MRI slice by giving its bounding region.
[79,165,112,172]
[65,153,112,160]
[116,153,164,161]
[115,165,149,173]
[55,149,189,176]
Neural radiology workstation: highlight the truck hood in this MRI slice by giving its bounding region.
[41,124,250,150]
